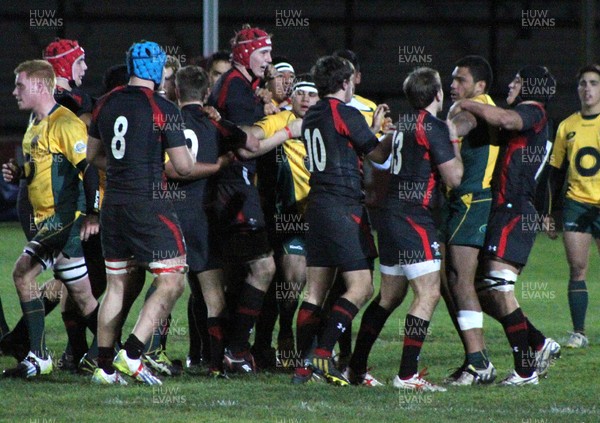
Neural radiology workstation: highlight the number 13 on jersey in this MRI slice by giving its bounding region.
[304,128,326,172]
[390,130,404,175]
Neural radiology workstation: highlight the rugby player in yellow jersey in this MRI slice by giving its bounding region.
[548,64,600,349]
[267,59,296,110]
[2,60,98,378]
[444,55,499,385]
[252,59,297,367]
[244,78,318,367]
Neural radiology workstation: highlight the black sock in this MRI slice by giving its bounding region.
[197,295,211,362]
[399,314,429,379]
[349,301,391,374]
[124,333,145,360]
[207,316,225,372]
[524,316,546,351]
[500,308,534,377]
[317,298,359,355]
[253,281,278,351]
[337,321,353,358]
[0,297,9,338]
[160,314,171,350]
[98,346,115,374]
[187,293,202,361]
[296,302,321,359]
[229,283,265,355]
[277,297,298,348]
[62,311,88,361]
[85,304,99,336]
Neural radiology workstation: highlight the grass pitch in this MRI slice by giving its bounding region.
[0,221,598,422]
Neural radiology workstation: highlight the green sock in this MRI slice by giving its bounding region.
[0,296,9,339]
[568,280,588,333]
[466,349,490,369]
[21,297,47,358]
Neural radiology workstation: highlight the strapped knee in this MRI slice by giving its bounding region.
[149,261,188,275]
[105,258,136,275]
[457,310,483,330]
[23,240,55,271]
[54,258,88,284]
[476,269,517,293]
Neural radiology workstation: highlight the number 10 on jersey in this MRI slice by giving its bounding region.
[304,128,326,172]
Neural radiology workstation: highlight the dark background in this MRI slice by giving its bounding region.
[1,0,598,159]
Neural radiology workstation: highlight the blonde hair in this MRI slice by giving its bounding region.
[14,60,56,92]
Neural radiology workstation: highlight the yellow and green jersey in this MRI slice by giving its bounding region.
[254,110,310,215]
[348,94,377,127]
[22,105,87,223]
[453,94,499,196]
[550,112,600,205]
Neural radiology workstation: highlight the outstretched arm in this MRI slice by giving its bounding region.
[459,99,524,131]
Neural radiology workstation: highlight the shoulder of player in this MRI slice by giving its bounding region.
[470,93,496,106]
[513,101,547,123]
[559,110,588,127]
[423,111,448,130]
[50,105,86,129]
[222,68,251,89]
[260,110,294,124]
[349,95,377,111]
[334,99,362,115]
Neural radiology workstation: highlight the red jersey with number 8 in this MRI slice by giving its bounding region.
[89,86,187,206]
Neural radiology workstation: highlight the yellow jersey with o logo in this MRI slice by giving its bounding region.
[22,105,87,223]
[551,112,600,205]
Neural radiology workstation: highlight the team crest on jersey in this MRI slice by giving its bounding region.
[566,131,576,141]
[73,140,86,154]
[430,241,440,256]
[30,135,40,151]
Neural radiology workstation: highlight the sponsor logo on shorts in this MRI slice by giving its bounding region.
[479,224,487,233]
[288,244,303,250]
[563,221,579,230]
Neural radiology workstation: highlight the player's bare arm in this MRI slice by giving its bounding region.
[86,135,107,170]
[237,118,302,159]
[460,99,524,131]
[438,158,463,189]
[165,145,194,177]
[448,103,478,137]
[164,151,234,180]
[366,131,393,164]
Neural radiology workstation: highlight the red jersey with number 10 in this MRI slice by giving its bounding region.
[301,97,378,205]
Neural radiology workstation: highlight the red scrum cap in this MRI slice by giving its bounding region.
[43,38,85,81]
[231,25,271,69]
